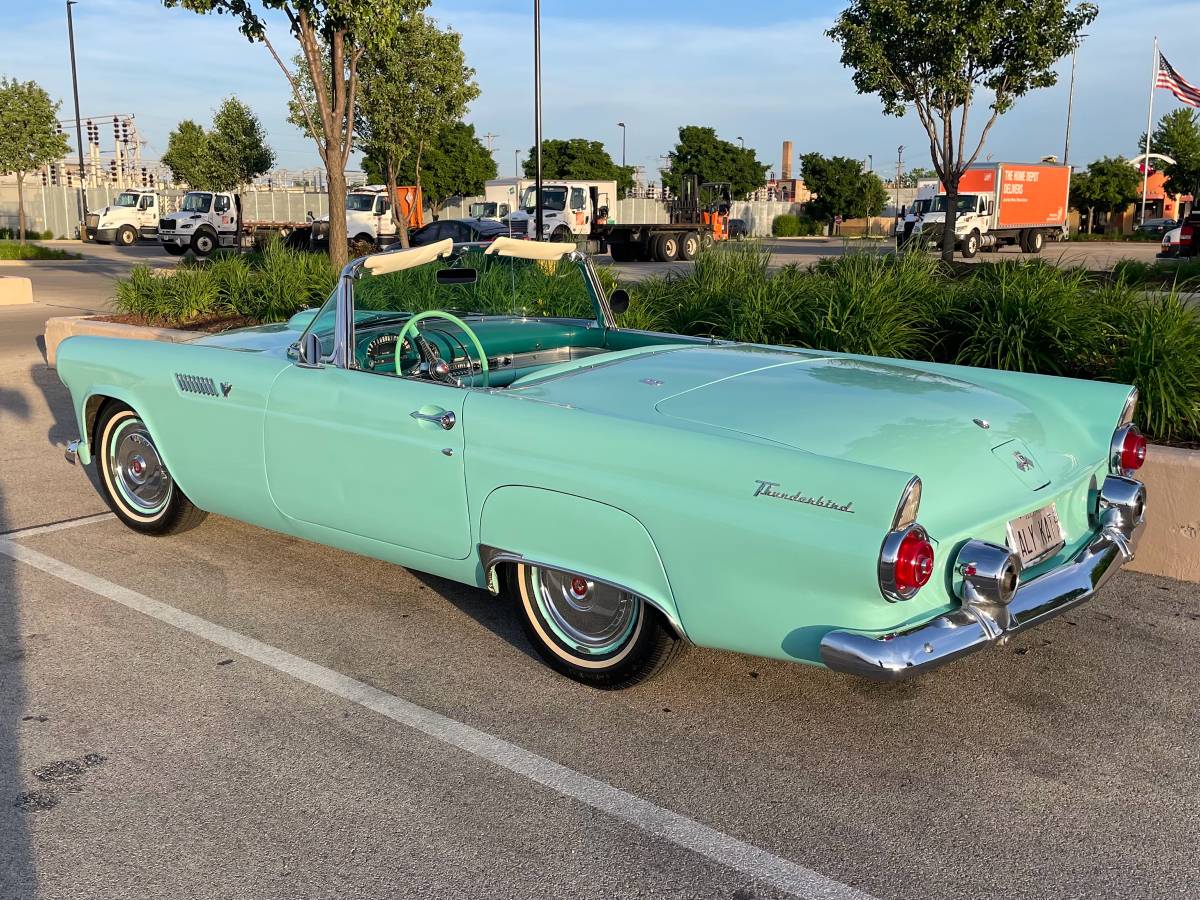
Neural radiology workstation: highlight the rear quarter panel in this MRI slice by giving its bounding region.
[463,389,923,664]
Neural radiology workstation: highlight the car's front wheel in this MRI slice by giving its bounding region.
[95,401,206,535]
[509,562,681,688]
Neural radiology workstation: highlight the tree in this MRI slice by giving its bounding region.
[522,138,635,195]
[0,78,70,243]
[898,166,936,187]
[829,0,1096,261]
[356,14,478,246]
[801,153,889,223]
[162,120,215,188]
[164,0,428,269]
[1141,108,1200,200]
[661,126,768,198]
[387,122,496,215]
[209,97,275,189]
[1069,157,1140,234]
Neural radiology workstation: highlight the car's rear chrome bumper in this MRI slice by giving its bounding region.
[820,476,1147,682]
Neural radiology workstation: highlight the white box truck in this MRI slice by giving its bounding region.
[914,162,1071,257]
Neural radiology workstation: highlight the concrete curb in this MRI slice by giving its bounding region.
[0,257,85,266]
[45,315,202,367]
[0,275,33,305]
[1128,444,1200,582]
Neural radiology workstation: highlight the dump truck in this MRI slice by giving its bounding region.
[914,162,1071,257]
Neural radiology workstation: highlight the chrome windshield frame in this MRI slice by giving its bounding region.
[317,242,615,373]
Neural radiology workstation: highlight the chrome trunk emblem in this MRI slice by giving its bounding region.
[1013,451,1035,472]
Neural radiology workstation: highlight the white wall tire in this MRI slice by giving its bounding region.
[94,402,206,535]
[508,562,681,689]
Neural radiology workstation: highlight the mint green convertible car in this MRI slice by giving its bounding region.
[57,237,1149,687]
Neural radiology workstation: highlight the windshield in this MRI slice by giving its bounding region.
[912,199,931,215]
[346,194,376,212]
[470,202,497,217]
[181,192,213,213]
[114,192,140,208]
[931,194,979,214]
[300,248,600,355]
[521,186,567,212]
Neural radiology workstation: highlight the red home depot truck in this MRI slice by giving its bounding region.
[915,162,1071,257]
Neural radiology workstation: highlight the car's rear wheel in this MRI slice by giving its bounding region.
[95,401,206,535]
[508,562,681,688]
[1024,228,1045,254]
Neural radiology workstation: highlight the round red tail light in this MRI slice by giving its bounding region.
[895,530,935,594]
[1119,427,1147,472]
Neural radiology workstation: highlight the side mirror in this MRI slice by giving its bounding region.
[306,210,315,224]
[297,331,324,368]
[609,288,630,316]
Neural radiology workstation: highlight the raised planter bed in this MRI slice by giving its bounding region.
[44,314,203,366]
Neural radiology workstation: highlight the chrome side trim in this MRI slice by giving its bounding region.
[1109,423,1142,476]
[1118,388,1138,427]
[478,544,685,638]
[889,476,922,530]
[822,475,1146,681]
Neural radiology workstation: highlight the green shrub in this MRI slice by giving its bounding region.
[772,214,801,237]
[942,261,1102,375]
[0,241,79,260]
[1106,292,1200,442]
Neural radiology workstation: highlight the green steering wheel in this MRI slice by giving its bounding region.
[395,310,490,388]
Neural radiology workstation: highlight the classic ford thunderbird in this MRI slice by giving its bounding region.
[57,238,1149,687]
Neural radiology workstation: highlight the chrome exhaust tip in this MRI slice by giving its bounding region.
[956,539,1022,607]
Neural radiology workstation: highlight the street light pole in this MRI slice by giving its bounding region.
[514,149,520,179]
[1063,35,1085,166]
[617,122,626,167]
[895,145,904,213]
[737,136,744,149]
[66,0,88,237]
[533,0,544,241]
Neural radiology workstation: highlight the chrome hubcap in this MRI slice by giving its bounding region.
[109,420,172,513]
[534,568,637,653]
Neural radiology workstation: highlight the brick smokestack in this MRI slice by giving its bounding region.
[781,141,793,181]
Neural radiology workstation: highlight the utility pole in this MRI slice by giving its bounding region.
[533,0,544,241]
[483,131,499,153]
[514,149,521,179]
[66,0,88,236]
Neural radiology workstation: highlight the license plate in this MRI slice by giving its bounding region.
[1006,503,1064,567]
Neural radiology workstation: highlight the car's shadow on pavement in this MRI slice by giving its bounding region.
[0,386,38,895]
[408,569,543,664]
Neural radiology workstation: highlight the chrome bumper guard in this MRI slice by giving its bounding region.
[820,476,1146,682]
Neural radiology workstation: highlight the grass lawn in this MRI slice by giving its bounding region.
[0,241,82,261]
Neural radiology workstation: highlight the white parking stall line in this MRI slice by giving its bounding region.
[0,536,877,900]
[0,512,115,540]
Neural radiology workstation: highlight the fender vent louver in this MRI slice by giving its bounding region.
[176,373,219,397]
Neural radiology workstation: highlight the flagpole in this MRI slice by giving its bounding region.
[1140,36,1159,224]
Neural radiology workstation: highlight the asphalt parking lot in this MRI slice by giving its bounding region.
[2,242,1198,899]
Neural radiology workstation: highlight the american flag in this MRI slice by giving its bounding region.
[1156,53,1200,108]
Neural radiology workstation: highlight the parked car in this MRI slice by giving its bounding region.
[1136,217,1180,236]
[56,238,1149,688]
[728,218,750,241]
[402,218,513,248]
[1159,225,1185,258]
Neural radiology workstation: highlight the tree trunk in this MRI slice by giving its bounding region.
[16,173,26,244]
[386,154,409,250]
[326,163,349,270]
[942,177,958,264]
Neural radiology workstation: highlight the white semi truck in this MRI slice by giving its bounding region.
[85,190,161,245]
[158,190,310,257]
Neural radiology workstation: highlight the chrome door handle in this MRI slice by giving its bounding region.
[410,409,456,430]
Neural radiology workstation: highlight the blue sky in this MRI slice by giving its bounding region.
[2,0,1196,182]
